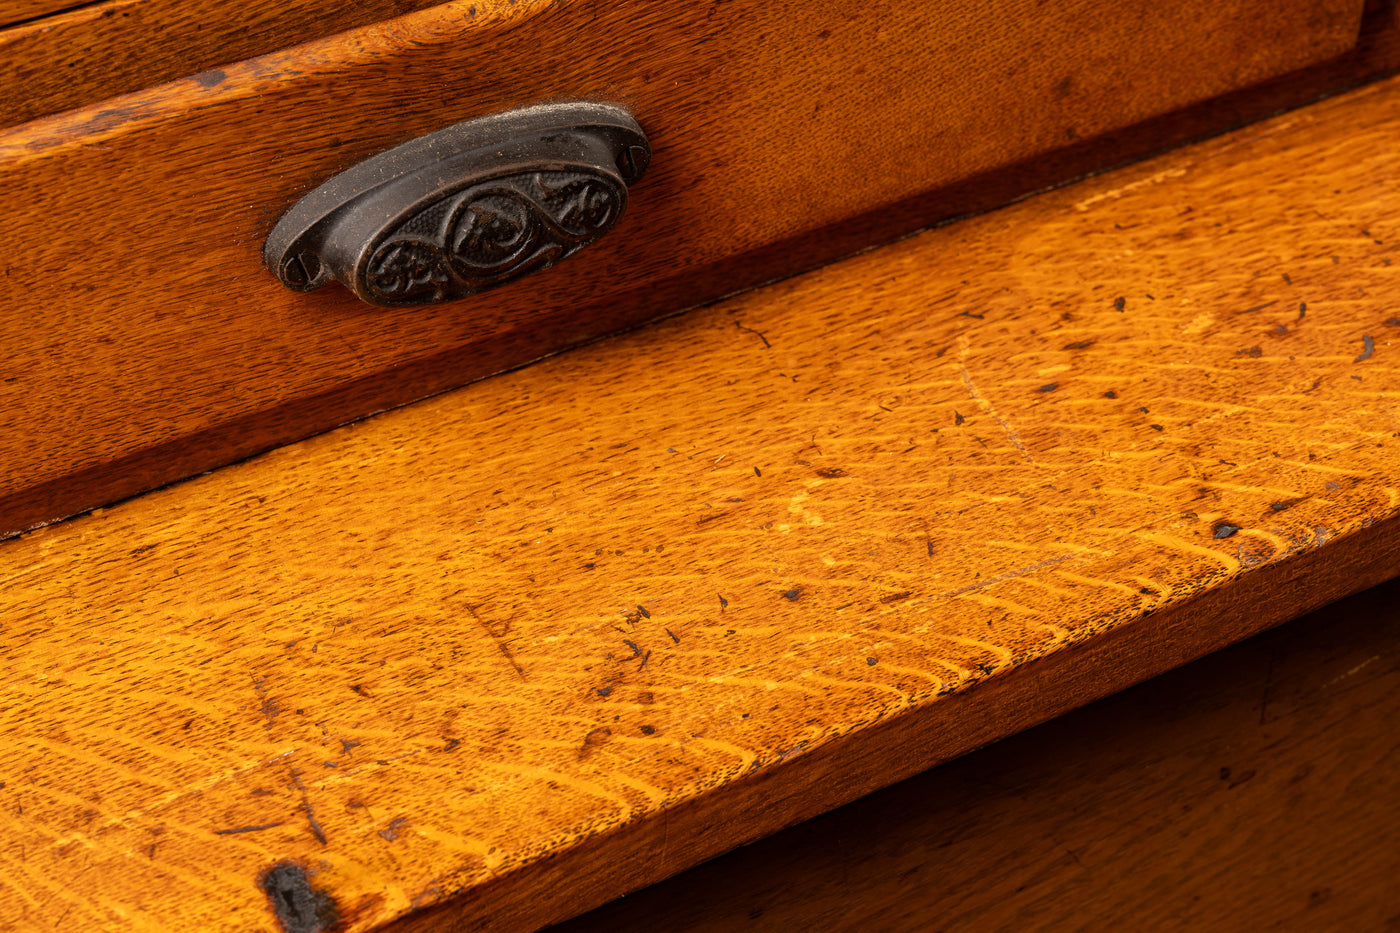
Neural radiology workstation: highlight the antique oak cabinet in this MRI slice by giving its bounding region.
[1,0,1398,930]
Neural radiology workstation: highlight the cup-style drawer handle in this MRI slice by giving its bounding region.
[264,102,649,307]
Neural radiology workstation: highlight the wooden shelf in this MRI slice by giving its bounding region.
[552,575,1400,931]
[3,73,1400,932]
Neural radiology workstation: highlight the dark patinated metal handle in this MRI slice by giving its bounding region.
[264,102,649,307]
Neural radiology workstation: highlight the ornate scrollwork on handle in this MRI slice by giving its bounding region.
[364,171,626,304]
[264,103,649,307]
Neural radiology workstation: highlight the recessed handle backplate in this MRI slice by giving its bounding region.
[264,102,649,307]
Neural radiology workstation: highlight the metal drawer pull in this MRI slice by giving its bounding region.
[264,102,649,307]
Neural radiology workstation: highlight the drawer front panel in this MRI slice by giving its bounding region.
[0,0,1365,537]
[0,0,449,128]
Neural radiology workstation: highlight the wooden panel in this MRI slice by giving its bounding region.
[0,0,446,127]
[554,577,1400,933]
[3,73,1400,932]
[0,0,1372,131]
[0,0,73,28]
[0,0,1369,540]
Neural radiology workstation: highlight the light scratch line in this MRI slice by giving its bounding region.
[959,336,1035,464]
[939,553,1077,599]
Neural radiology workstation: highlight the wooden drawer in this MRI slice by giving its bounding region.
[0,0,449,128]
[3,67,1400,931]
[0,0,1373,540]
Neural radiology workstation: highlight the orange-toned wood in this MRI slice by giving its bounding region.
[0,0,1375,131]
[0,0,446,127]
[554,577,1400,933]
[0,0,72,28]
[3,74,1400,932]
[0,0,1371,541]
[0,0,66,25]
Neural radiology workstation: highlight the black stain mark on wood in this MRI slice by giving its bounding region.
[1063,340,1095,350]
[735,322,771,348]
[622,639,641,659]
[816,467,846,478]
[1113,296,1126,312]
[665,628,680,643]
[1037,383,1059,393]
[1149,424,1164,431]
[782,588,803,601]
[959,311,985,319]
[194,69,227,88]
[880,591,913,603]
[718,594,728,609]
[1355,335,1375,362]
[1103,390,1117,399]
[637,604,651,619]
[1212,522,1242,539]
[754,466,762,477]
[215,821,284,835]
[443,738,461,752]
[1240,300,1277,314]
[866,657,878,666]
[954,411,966,425]
[260,862,340,933]
[1236,346,1263,358]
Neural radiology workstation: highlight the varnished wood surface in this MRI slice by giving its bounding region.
[555,576,1400,933]
[0,0,1368,540]
[4,74,1400,933]
[0,0,446,127]
[0,0,73,28]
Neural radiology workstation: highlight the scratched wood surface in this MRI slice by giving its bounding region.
[4,74,1400,933]
[555,576,1400,933]
[0,0,1368,540]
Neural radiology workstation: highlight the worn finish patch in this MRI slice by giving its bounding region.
[260,862,340,933]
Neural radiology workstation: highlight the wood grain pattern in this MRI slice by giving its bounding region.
[554,576,1400,933]
[0,0,74,28]
[0,0,1368,540]
[4,71,1400,933]
[0,0,446,127]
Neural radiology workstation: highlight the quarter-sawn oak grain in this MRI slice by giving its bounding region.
[555,577,1400,932]
[4,73,1400,932]
[0,0,1366,539]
